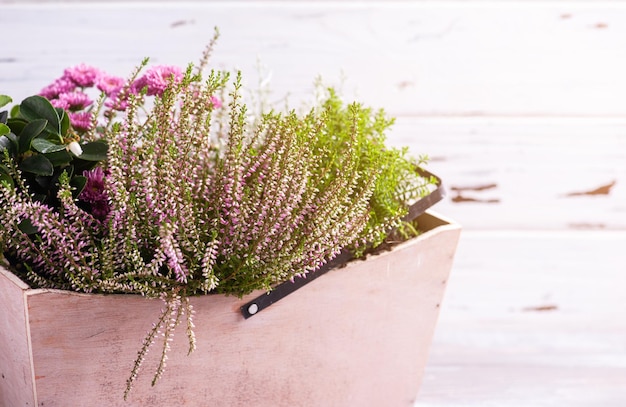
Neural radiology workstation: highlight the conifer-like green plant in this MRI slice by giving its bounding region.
[0,34,437,397]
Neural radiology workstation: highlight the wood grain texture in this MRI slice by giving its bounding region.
[416,231,626,407]
[1,213,460,407]
[0,267,36,407]
[1,2,626,117]
[1,2,625,406]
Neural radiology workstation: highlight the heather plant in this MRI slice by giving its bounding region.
[0,36,437,397]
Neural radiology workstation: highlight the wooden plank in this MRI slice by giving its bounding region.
[415,231,626,407]
[1,2,626,117]
[1,214,460,406]
[389,117,626,230]
[0,267,36,407]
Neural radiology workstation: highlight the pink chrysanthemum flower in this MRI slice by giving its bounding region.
[132,65,183,96]
[104,90,130,111]
[79,167,110,221]
[63,63,100,88]
[69,111,93,131]
[96,74,125,96]
[209,95,222,109]
[49,98,70,110]
[58,91,93,111]
[39,78,76,99]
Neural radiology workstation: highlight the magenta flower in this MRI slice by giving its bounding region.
[132,65,183,96]
[63,63,100,88]
[69,111,93,131]
[59,91,93,111]
[96,74,125,96]
[39,78,76,99]
[209,95,222,109]
[79,167,110,220]
[104,90,130,111]
[50,98,70,110]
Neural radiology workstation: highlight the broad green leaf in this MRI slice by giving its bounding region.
[34,174,52,189]
[6,117,26,135]
[31,138,66,154]
[19,96,61,136]
[0,123,9,137]
[18,119,48,154]
[71,175,87,197]
[0,95,11,109]
[78,140,108,161]
[19,154,54,176]
[18,218,38,235]
[10,105,19,118]
[44,149,72,166]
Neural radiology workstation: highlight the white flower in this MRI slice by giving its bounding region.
[68,141,83,157]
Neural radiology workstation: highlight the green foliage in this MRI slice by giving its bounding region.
[314,89,435,254]
[0,95,107,208]
[0,39,438,396]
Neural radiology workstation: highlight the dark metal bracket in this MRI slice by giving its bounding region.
[241,169,446,319]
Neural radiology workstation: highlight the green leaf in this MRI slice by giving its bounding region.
[0,172,14,189]
[44,149,72,166]
[18,218,38,235]
[0,95,11,109]
[10,105,19,118]
[0,134,17,155]
[18,119,48,154]
[0,123,9,137]
[34,174,52,189]
[19,96,61,136]
[6,117,26,135]
[78,141,108,161]
[71,175,87,197]
[19,154,54,176]
[31,138,66,154]
[58,108,70,136]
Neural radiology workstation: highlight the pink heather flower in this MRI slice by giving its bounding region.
[39,78,76,99]
[132,65,183,96]
[58,91,93,110]
[79,167,110,220]
[96,74,125,96]
[69,111,93,131]
[63,63,100,87]
[209,95,222,109]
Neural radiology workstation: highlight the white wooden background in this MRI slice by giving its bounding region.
[1,1,625,406]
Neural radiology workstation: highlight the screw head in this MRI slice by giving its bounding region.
[248,303,259,315]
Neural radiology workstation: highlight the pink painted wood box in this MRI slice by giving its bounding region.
[0,211,460,407]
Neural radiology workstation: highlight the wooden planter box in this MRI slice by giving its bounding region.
[0,211,460,407]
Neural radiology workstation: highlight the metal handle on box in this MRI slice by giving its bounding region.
[241,169,446,319]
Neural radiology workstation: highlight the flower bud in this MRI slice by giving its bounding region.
[68,141,83,157]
